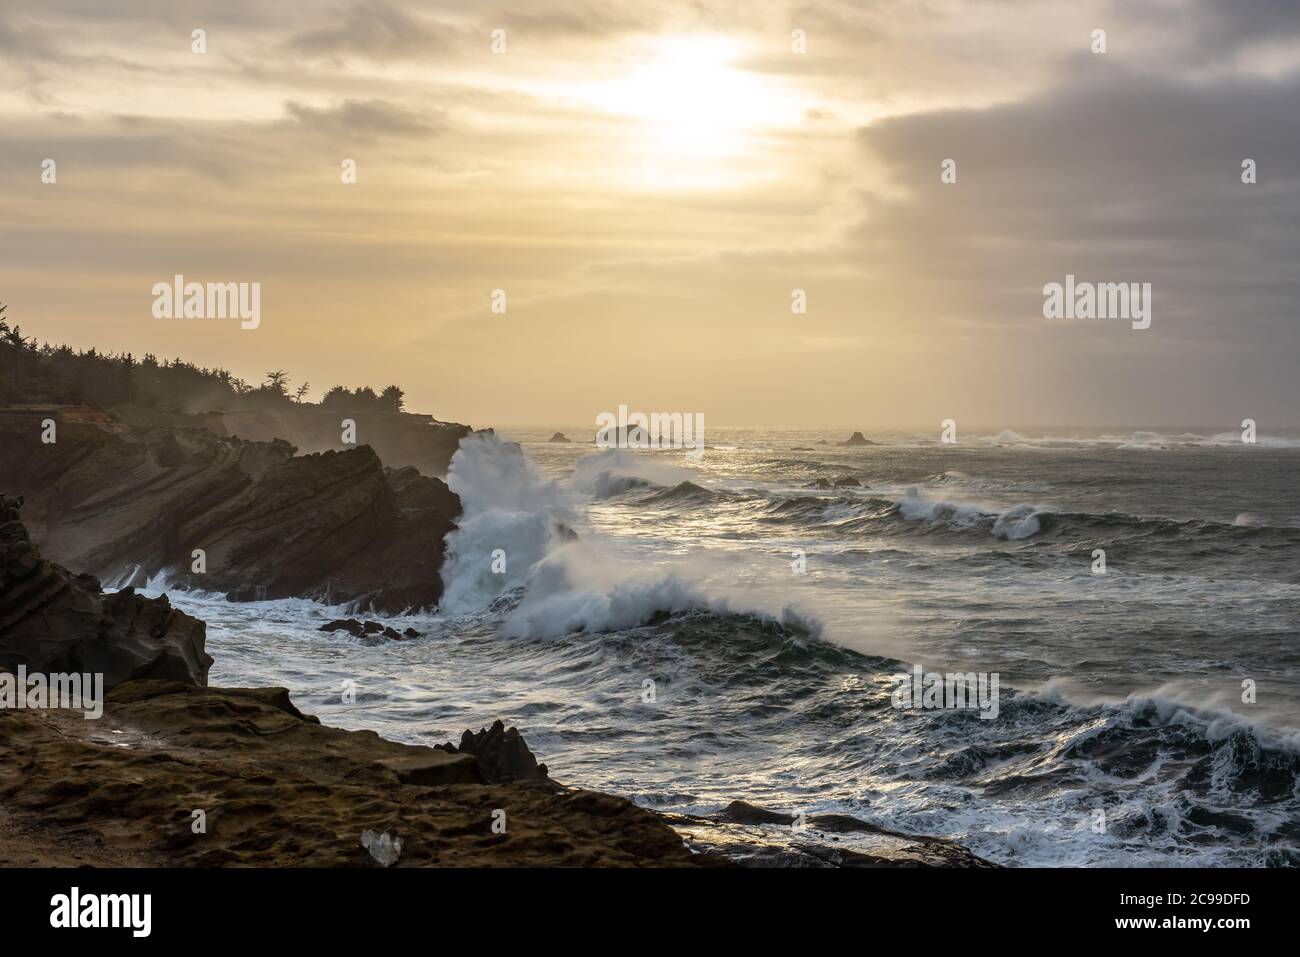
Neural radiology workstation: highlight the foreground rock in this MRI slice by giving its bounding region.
[0,680,698,867]
[664,800,996,868]
[0,495,210,688]
[0,408,460,612]
[440,719,552,786]
[319,618,421,643]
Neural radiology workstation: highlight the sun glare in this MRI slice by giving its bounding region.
[588,35,801,183]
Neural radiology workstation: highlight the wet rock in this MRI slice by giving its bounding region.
[0,410,461,613]
[832,475,862,487]
[678,800,997,867]
[319,619,419,643]
[0,495,211,688]
[548,432,571,443]
[720,801,802,827]
[444,719,552,786]
[594,424,650,447]
[839,432,874,447]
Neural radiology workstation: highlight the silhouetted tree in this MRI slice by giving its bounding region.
[321,385,350,408]
[0,306,422,415]
[264,370,289,396]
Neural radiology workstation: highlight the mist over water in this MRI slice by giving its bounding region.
[149,427,1300,867]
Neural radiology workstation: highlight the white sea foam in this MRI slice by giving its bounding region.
[898,488,1045,539]
[568,448,695,498]
[503,539,821,639]
[440,432,574,614]
[440,435,824,637]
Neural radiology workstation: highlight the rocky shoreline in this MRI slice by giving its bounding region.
[0,406,462,612]
[0,409,993,868]
[0,681,700,867]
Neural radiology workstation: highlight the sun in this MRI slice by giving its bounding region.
[614,37,762,157]
[589,35,799,175]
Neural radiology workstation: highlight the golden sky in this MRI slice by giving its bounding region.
[2,0,1298,428]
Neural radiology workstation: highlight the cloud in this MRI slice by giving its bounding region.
[844,57,1300,421]
[3,0,1299,426]
[282,98,442,139]
[287,2,454,60]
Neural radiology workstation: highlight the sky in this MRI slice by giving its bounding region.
[1,0,1298,429]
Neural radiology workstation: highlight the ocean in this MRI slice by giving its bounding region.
[146,427,1300,867]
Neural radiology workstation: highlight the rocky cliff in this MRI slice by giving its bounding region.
[113,405,471,477]
[0,494,211,688]
[0,407,460,612]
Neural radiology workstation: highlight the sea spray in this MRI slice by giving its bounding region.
[440,433,573,614]
[569,447,695,499]
[441,436,694,614]
[503,538,823,640]
[439,434,826,639]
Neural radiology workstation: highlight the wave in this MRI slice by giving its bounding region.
[568,448,696,499]
[755,489,1048,540]
[926,469,1052,493]
[750,485,1300,554]
[897,489,1046,540]
[636,480,721,505]
[1044,509,1300,542]
[551,607,1300,863]
[503,543,822,639]
[532,594,1282,857]
[439,436,825,638]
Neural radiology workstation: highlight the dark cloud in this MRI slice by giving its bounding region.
[282,99,442,139]
[851,58,1300,420]
[1161,0,1300,61]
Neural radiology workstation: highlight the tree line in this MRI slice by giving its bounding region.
[0,305,405,413]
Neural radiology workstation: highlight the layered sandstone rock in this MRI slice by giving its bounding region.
[0,495,211,688]
[0,409,460,612]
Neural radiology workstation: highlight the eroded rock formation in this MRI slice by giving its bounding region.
[0,495,211,688]
[0,680,698,867]
[0,408,460,612]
